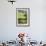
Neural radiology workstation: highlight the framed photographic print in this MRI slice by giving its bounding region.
[16,8,30,27]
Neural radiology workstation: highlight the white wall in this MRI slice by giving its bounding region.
[0,0,46,41]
